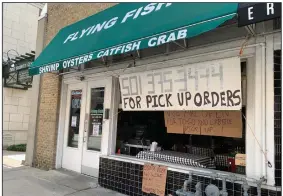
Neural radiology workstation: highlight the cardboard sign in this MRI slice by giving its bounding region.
[142,163,167,196]
[164,111,186,134]
[119,57,242,111]
[164,111,242,138]
[235,154,246,166]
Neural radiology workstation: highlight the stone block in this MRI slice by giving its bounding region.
[17,39,29,48]
[3,113,10,122]
[26,26,37,37]
[3,19,13,29]
[11,21,21,32]
[3,35,18,45]
[3,105,10,113]
[3,27,12,36]
[4,105,18,113]
[9,122,23,131]
[23,122,29,130]
[14,131,28,144]
[4,9,20,22]
[23,114,30,123]
[3,88,13,97]
[8,7,21,17]
[3,122,9,131]
[26,88,34,98]
[24,33,34,43]
[10,113,23,122]
[11,29,24,41]
[4,96,19,106]
[17,45,29,55]
[3,41,17,52]
[18,106,30,115]
[6,3,21,14]
[12,88,28,98]
[19,98,31,107]
[10,105,18,113]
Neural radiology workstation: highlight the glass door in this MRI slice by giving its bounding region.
[62,83,86,173]
[81,78,112,177]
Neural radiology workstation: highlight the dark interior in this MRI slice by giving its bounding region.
[115,108,246,174]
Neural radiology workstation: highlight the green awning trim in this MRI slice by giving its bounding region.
[29,3,238,76]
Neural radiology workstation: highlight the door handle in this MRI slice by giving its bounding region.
[84,113,89,133]
[83,137,86,143]
[84,122,88,133]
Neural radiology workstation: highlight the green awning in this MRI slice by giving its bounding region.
[29,3,238,76]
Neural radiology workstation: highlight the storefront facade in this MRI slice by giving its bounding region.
[27,3,281,196]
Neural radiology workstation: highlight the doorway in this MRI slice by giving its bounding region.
[61,78,112,177]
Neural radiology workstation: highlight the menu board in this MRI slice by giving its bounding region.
[164,111,242,138]
[90,113,102,136]
[142,163,167,196]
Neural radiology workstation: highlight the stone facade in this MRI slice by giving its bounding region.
[34,3,116,169]
[3,88,33,146]
[3,3,39,60]
[3,3,40,147]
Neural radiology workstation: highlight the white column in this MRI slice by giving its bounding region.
[100,76,116,155]
[107,77,120,155]
[55,82,68,168]
[246,56,257,179]
[246,37,267,181]
[255,37,267,180]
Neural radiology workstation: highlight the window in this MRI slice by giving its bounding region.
[67,90,82,148]
[115,61,247,175]
[87,87,105,151]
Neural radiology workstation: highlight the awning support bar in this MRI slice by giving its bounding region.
[173,41,186,49]
[244,24,256,36]
[136,50,140,58]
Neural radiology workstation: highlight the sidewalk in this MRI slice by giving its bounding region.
[3,151,125,196]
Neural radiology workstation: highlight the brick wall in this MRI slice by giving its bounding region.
[34,3,116,169]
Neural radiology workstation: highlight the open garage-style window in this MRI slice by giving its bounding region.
[115,57,247,175]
